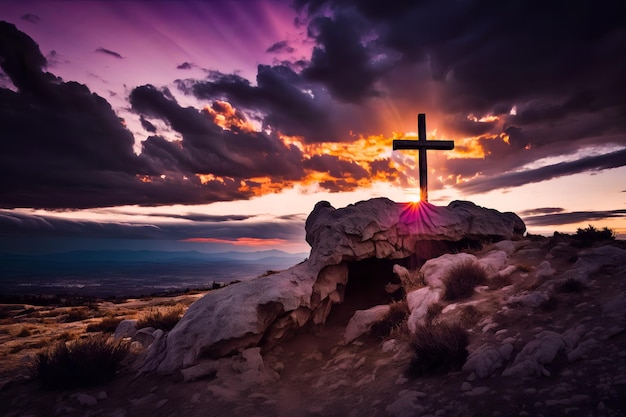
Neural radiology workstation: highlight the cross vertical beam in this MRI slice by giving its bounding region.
[392,114,454,202]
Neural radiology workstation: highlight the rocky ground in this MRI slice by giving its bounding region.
[1,236,625,417]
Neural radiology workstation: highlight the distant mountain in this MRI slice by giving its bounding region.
[0,249,308,265]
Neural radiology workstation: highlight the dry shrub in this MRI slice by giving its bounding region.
[64,307,89,323]
[488,274,512,290]
[458,305,481,327]
[370,301,409,339]
[426,303,444,324]
[86,316,123,333]
[35,336,129,389]
[137,304,184,331]
[407,322,469,378]
[516,263,532,273]
[16,327,32,337]
[442,261,487,301]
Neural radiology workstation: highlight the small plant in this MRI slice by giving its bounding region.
[426,303,444,324]
[370,301,409,339]
[407,322,469,378]
[35,336,129,389]
[64,308,89,323]
[86,316,124,333]
[137,304,184,331]
[16,327,32,337]
[458,305,481,327]
[557,278,586,294]
[442,261,487,301]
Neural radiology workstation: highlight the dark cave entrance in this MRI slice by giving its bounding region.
[325,257,409,327]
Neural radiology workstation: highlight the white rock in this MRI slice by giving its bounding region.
[134,327,156,348]
[114,319,138,339]
[463,343,513,378]
[493,240,518,255]
[477,250,509,278]
[506,291,549,308]
[503,331,565,377]
[344,304,391,343]
[535,261,556,279]
[406,287,442,332]
[420,253,478,289]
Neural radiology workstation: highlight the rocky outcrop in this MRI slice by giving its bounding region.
[143,198,525,372]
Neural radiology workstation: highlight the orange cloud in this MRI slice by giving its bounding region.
[179,237,288,246]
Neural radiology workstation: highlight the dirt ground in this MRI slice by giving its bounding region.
[1,237,625,417]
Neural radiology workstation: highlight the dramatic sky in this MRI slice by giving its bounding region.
[0,0,625,254]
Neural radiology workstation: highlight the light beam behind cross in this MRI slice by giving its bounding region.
[393,114,454,202]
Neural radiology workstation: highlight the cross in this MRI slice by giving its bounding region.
[393,114,454,202]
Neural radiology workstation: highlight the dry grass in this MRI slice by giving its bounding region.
[86,316,124,333]
[35,336,129,389]
[370,301,409,340]
[457,305,481,327]
[137,304,184,331]
[442,261,487,301]
[426,303,444,324]
[64,307,90,323]
[407,322,469,378]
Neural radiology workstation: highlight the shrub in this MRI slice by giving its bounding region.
[574,225,616,247]
[35,336,129,389]
[86,316,124,333]
[426,303,444,324]
[442,261,487,301]
[370,301,409,339]
[458,305,481,327]
[137,304,184,331]
[407,322,469,378]
[64,308,89,323]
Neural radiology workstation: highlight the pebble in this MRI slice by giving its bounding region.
[76,393,97,407]
[461,382,473,391]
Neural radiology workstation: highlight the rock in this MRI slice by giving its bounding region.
[406,287,442,332]
[562,245,626,283]
[420,253,478,289]
[76,393,97,407]
[143,198,525,372]
[463,343,513,378]
[503,331,565,377]
[506,291,549,308]
[477,250,509,278]
[344,304,391,343]
[114,319,138,339]
[535,261,556,279]
[134,327,156,348]
[386,390,426,417]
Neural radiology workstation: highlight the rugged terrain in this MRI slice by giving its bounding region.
[1,235,625,417]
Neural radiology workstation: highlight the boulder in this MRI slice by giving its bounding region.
[344,304,391,343]
[143,198,525,372]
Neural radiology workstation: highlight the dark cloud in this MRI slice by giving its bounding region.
[518,208,565,216]
[303,154,368,179]
[95,47,123,59]
[0,210,304,241]
[21,13,40,24]
[523,209,626,227]
[177,65,366,143]
[457,148,626,195]
[266,40,295,54]
[139,115,157,133]
[177,62,192,70]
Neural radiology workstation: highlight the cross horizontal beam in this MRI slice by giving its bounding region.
[392,140,454,150]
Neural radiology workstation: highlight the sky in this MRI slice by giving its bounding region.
[0,0,625,254]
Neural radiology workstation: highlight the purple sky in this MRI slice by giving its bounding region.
[0,0,625,253]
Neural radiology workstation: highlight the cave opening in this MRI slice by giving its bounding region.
[324,257,409,327]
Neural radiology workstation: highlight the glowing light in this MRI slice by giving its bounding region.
[510,106,517,116]
[179,237,288,246]
[467,114,499,123]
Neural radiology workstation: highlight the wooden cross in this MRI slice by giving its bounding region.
[393,114,454,202]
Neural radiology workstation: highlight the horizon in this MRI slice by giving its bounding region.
[0,0,625,255]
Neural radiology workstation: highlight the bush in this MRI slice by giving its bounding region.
[458,305,481,327]
[426,303,443,324]
[557,278,586,294]
[574,225,616,247]
[370,301,409,339]
[137,304,184,331]
[442,261,487,301]
[64,308,89,323]
[16,327,32,337]
[35,336,129,389]
[407,322,469,378]
[86,316,123,333]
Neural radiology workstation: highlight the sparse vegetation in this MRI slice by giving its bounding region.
[35,336,130,389]
[137,304,184,331]
[426,302,444,324]
[407,322,469,378]
[574,225,616,247]
[458,305,481,327]
[516,263,532,273]
[557,278,586,294]
[442,261,487,301]
[370,301,409,339]
[64,307,90,322]
[86,316,124,333]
